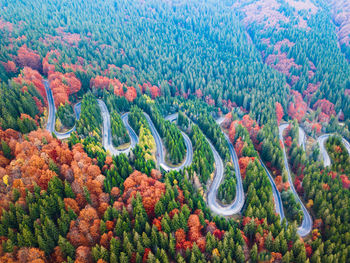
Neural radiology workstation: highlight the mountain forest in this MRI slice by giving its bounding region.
[0,0,349,262]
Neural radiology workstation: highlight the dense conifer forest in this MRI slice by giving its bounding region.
[0,0,349,262]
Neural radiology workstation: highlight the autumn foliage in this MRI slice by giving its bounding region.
[275,102,284,124]
[67,206,100,247]
[229,115,261,147]
[13,67,46,102]
[121,171,166,218]
[15,44,42,71]
[239,157,255,179]
[140,82,161,99]
[0,128,105,208]
[303,83,320,102]
[43,50,60,75]
[313,99,336,117]
[1,60,17,73]
[90,76,137,102]
[288,90,307,122]
[48,71,81,107]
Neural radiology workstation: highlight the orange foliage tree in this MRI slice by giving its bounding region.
[43,50,60,75]
[1,60,17,73]
[13,67,47,106]
[67,206,100,248]
[16,44,42,71]
[122,171,165,218]
[313,99,336,117]
[275,102,284,124]
[239,157,255,179]
[48,71,81,107]
[288,90,307,122]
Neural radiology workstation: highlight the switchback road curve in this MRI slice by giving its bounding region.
[317,134,350,167]
[259,160,285,222]
[44,80,138,155]
[216,117,282,218]
[189,117,245,216]
[144,113,193,172]
[279,123,312,237]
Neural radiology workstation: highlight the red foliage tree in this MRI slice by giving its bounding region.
[17,248,46,263]
[322,183,330,191]
[16,44,42,71]
[303,83,320,102]
[149,85,161,99]
[288,90,307,122]
[112,78,124,96]
[305,244,313,258]
[274,175,283,192]
[275,102,284,124]
[67,206,100,248]
[125,86,137,102]
[187,214,203,242]
[228,121,237,143]
[312,123,322,134]
[175,228,186,244]
[90,76,111,90]
[122,171,165,218]
[143,248,152,263]
[152,218,162,231]
[43,50,60,75]
[1,60,17,73]
[195,89,203,98]
[48,71,81,107]
[313,99,336,117]
[235,137,246,158]
[13,67,46,105]
[75,246,93,263]
[196,237,206,252]
[340,174,350,189]
[238,157,255,179]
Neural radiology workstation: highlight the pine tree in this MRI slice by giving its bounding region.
[38,234,50,255]
[58,235,75,259]
[119,252,129,263]
[64,181,75,198]
[155,200,165,218]
[1,140,12,159]
[250,243,258,263]
[141,232,151,248]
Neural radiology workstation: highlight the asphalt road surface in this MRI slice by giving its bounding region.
[144,112,193,171]
[317,134,350,167]
[259,160,285,222]
[44,80,80,139]
[279,124,312,237]
[44,80,137,155]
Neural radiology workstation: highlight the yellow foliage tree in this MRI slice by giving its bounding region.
[139,124,156,161]
[212,248,220,257]
[55,117,63,131]
[306,199,314,209]
[2,175,9,186]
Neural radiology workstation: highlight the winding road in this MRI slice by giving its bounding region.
[44,80,81,139]
[215,117,285,220]
[205,132,245,216]
[44,80,138,155]
[317,134,350,167]
[259,160,285,222]
[165,113,246,215]
[216,117,285,218]
[176,117,244,216]
[144,112,193,172]
[279,123,312,237]
[299,126,306,151]
[45,78,333,235]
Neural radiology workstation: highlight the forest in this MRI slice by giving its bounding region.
[0,0,349,262]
